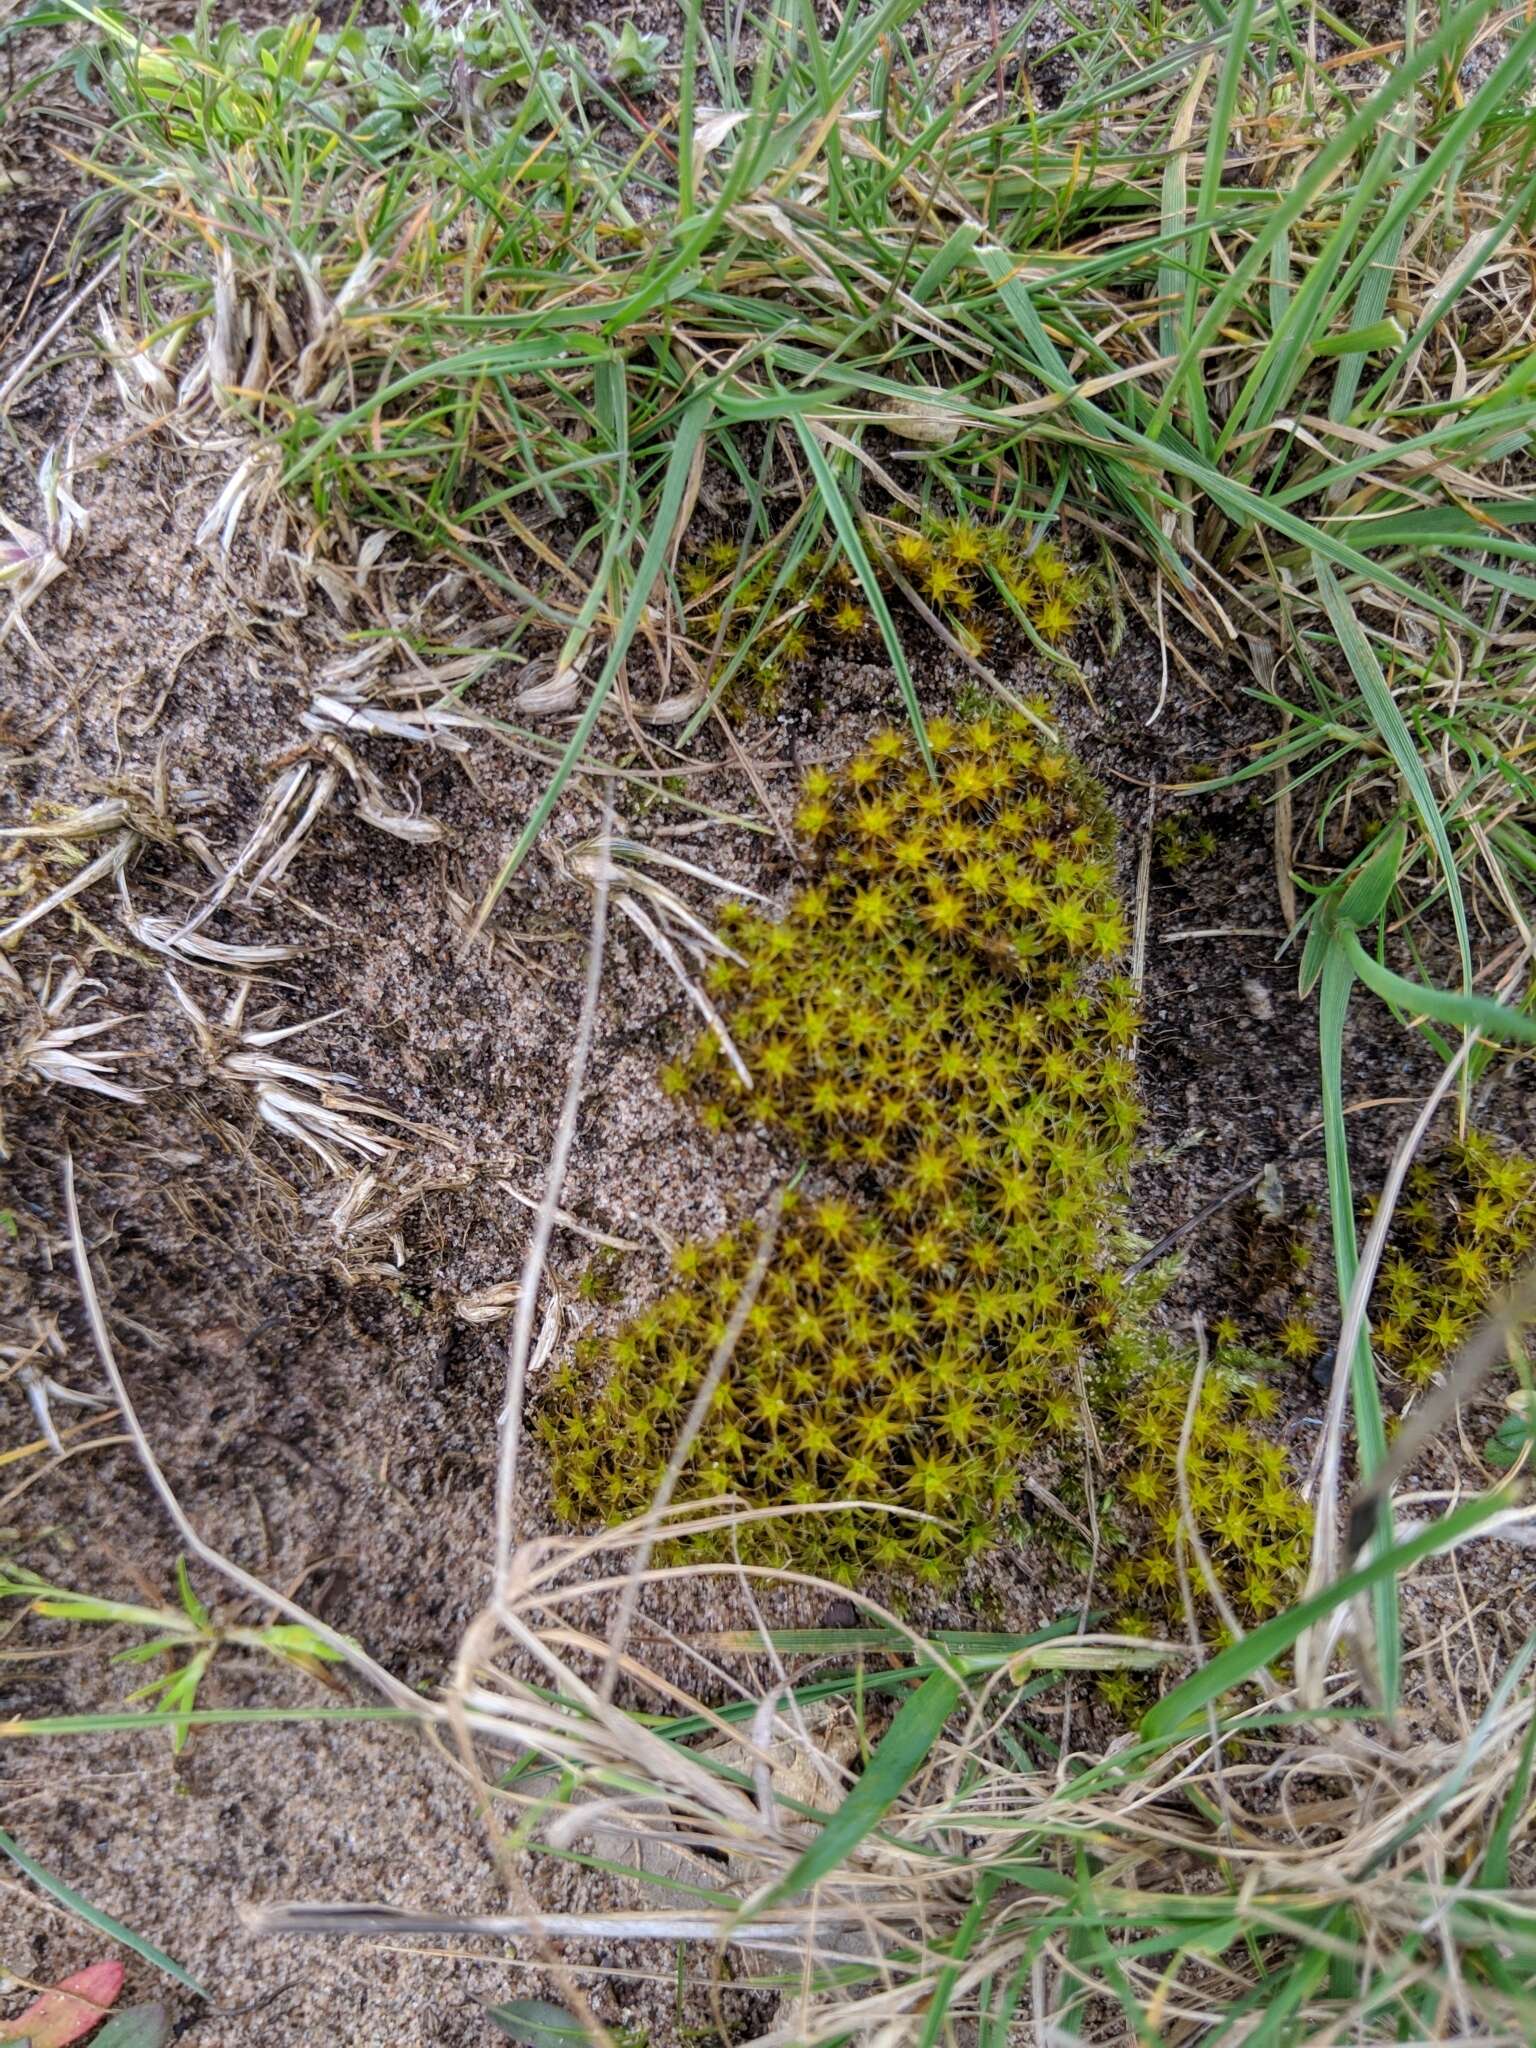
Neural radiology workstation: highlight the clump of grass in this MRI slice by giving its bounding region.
[541,715,1308,1614]
[243,1494,1536,2048]
[44,0,1536,936]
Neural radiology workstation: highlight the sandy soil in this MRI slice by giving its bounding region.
[4,5,1536,2045]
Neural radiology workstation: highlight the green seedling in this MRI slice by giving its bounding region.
[586,21,666,90]
[2,1558,348,1752]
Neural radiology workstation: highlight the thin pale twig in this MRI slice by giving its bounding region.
[597,1194,783,1707]
[493,803,612,1594]
[61,1151,425,1714]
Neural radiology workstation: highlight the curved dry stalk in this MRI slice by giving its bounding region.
[14,1365,111,1458]
[0,798,132,846]
[494,807,611,1594]
[119,876,299,969]
[243,1900,870,1953]
[170,761,317,943]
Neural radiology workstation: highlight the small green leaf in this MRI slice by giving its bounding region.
[1335,822,1405,930]
[585,19,666,88]
[1298,819,1404,1043]
[112,1636,192,1666]
[1309,317,1405,357]
[259,1624,346,1662]
[90,2008,170,2048]
[1484,1411,1536,1471]
[1297,909,1333,999]
[0,1567,52,1601]
[174,1559,210,1630]
[485,1999,588,2048]
[33,1593,173,1632]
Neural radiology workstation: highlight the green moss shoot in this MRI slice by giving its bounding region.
[540,714,1317,1617]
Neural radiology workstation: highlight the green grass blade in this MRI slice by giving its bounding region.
[1202,1908,1344,2047]
[1314,559,1472,996]
[791,416,933,771]
[1141,1490,1506,1739]
[1318,941,1398,1702]
[1481,1695,1536,1890]
[753,1666,961,1909]
[475,393,714,924]
[0,1824,210,1997]
[1,1706,412,1734]
[1176,0,1257,456]
[1150,0,1495,434]
[1343,932,1536,1043]
[916,1873,1001,2048]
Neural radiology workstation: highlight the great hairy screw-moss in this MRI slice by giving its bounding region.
[540,714,1313,1615]
[682,514,1097,712]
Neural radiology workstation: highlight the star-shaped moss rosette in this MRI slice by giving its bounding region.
[1368,1133,1536,1389]
[680,516,1097,710]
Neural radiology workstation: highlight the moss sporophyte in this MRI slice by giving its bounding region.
[538,713,1316,1623]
